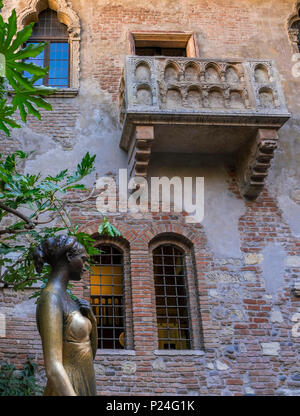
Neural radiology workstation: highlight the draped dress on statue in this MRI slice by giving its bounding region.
[43,309,97,396]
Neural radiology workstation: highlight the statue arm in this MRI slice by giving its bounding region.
[38,293,77,396]
[75,297,98,359]
[90,313,98,360]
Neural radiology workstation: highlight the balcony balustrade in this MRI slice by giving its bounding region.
[118,56,290,199]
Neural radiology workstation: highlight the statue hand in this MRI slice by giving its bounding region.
[75,298,96,322]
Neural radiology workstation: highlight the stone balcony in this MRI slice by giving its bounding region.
[118,56,290,199]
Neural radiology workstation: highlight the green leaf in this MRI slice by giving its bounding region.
[0,8,53,135]
[26,95,52,111]
[6,67,36,91]
[0,99,19,135]
[12,42,46,61]
[23,100,41,120]
[11,62,48,77]
[7,23,34,55]
[98,217,121,237]
[64,184,86,191]
[0,53,5,77]
[0,120,10,135]
[3,10,17,50]
[66,153,96,185]
[15,150,29,160]
[45,169,68,183]
[11,92,52,123]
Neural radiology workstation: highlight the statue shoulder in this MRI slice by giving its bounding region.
[37,289,64,313]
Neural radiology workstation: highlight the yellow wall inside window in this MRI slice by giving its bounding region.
[90,265,123,295]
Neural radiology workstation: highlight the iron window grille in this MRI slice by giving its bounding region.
[90,245,125,349]
[153,244,192,350]
[24,9,70,87]
[135,46,187,57]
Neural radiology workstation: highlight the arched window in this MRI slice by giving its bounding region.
[24,9,70,87]
[288,6,300,52]
[291,20,300,51]
[90,245,125,349]
[153,244,192,350]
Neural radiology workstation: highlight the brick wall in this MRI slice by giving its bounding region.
[1,175,300,395]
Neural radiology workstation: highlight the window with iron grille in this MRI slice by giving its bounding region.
[153,244,192,350]
[24,9,70,87]
[90,245,125,349]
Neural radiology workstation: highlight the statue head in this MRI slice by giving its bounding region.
[33,235,87,281]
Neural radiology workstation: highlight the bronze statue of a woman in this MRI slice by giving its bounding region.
[34,235,98,396]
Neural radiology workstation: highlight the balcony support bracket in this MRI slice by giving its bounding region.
[128,125,155,178]
[238,128,279,200]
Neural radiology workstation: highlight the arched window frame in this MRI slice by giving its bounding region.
[87,237,134,351]
[150,236,203,351]
[288,3,300,53]
[17,0,80,93]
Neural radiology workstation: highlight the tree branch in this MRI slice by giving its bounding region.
[0,201,34,228]
[65,186,96,204]
[0,228,28,236]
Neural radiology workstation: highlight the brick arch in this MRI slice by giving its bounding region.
[80,220,138,245]
[81,219,207,249]
[90,234,130,253]
[143,223,205,248]
[148,231,194,251]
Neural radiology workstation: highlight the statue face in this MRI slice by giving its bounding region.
[68,251,88,281]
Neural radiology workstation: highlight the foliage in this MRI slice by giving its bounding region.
[0,0,54,136]
[0,357,43,396]
[0,150,121,294]
[98,216,121,237]
[0,2,121,295]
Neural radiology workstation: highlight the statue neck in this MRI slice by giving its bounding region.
[47,264,70,292]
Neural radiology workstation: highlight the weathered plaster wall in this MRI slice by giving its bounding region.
[148,154,246,258]
[18,79,127,187]
[1,0,298,242]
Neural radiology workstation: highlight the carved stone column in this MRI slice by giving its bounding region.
[239,128,279,200]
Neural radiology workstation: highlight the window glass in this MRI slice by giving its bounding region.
[153,244,191,350]
[90,245,125,349]
[48,43,69,87]
[24,9,69,87]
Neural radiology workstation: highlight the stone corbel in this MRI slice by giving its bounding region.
[239,129,279,200]
[128,126,155,178]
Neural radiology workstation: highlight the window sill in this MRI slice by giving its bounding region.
[7,88,78,98]
[96,349,136,356]
[47,88,79,98]
[154,350,205,356]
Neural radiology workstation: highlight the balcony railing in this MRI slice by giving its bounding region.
[118,56,290,199]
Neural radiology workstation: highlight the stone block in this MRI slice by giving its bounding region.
[270,309,284,323]
[207,271,241,282]
[261,342,280,356]
[286,256,300,268]
[122,361,136,375]
[216,360,229,371]
[152,358,166,371]
[245,253,263,265]
[244,272,256,282]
